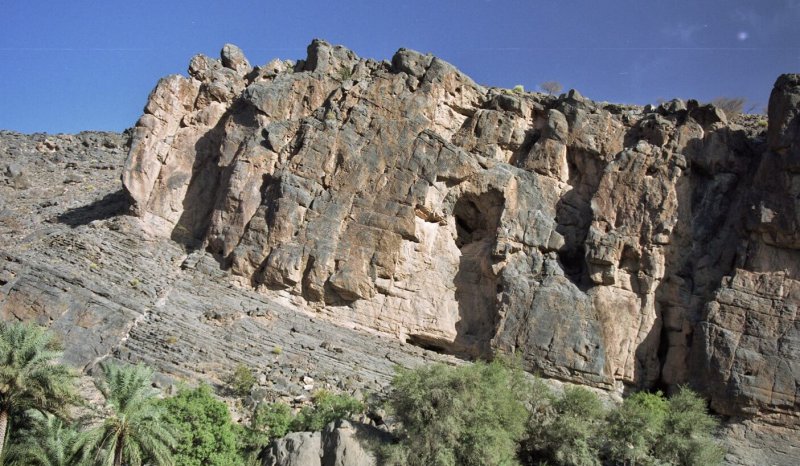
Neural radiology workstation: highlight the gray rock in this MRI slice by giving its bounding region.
[262,420,388,466]
[262,432,322,466]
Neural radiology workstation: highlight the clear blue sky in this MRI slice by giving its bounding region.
[1,0,798,133]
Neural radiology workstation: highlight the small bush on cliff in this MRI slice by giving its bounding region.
[227,364,256,397]
[540,81,563,95]
[382,359,527,466]
[252,401,294,439]
[291,390,363,432]
[710,97,746,118]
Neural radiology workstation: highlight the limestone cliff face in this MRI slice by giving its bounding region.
[122,41,798,424]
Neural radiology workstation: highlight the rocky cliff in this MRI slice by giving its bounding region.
[2,41,799,464]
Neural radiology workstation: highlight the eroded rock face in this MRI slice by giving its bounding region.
[262,420,388,466]
[692,75,800,421]
[122,43,796,432]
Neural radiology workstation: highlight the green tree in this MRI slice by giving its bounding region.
[383,360,528,466]
[77,363,176,466]
[604,391,668,466]
[4,412,82,466]
[654,387,724,466]
[159,384,242,466]
[291,390,363,432]
[0,322,77,460]
[526,386,605,466]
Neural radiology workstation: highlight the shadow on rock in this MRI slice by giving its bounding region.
[55,189,130,227]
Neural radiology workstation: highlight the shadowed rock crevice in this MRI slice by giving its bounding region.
[452,190,504,358]
[555,148,606,290]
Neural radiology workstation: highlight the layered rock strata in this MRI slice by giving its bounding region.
[123,39,797,417]
[1,41,798,465]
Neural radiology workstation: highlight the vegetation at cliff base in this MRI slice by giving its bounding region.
[0,321,78,462]
[382,359,528,466]
[76,363,177,466]
[0,323,724,466]
[384,360,724,466]
[158,385,242,466]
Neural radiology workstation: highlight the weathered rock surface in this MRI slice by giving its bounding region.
[1,42,799,465]
[0,128,460,410]
[117,42,799,463]
[120,36,795,405]
[262,420,388,466]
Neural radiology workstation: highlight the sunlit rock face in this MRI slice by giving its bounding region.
[122,41,797,420]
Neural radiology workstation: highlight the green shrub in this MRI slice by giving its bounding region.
[383,360,528,466]
[525,386,605,466]
[654,387,724,466]
[291,390,363,432]
[240,402,295,465]
[160,384,243,466]
[604,391,668,465]
[252,401,294,439]
[337,65,353,81]
[512,84,525,94]
[228,364,256,397]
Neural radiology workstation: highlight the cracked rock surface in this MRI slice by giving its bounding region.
[1,42,799,465]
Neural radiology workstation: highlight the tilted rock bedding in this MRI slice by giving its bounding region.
[1,41,799,464]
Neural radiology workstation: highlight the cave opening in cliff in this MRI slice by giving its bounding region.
[450,189,505,358]
[453,190,505,249]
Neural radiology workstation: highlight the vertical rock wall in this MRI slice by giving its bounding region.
[122,41,798,426]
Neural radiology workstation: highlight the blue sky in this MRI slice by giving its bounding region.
[1,0,798,133]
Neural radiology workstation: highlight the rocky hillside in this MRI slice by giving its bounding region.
[2,41,799,464]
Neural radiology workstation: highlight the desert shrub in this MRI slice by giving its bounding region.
[710,97,746,118]
[291,390,363,432]
[160,384,243,466]
[252,401,294,439]
[228,364,256,397]
[540,81,563,95]
[653,387,724,466]
[337,65,353,81]
[240,402,295,465]
[604,391,668,465]
[383,360,528,466]
[512,84,525,94]
[525,386,605,466]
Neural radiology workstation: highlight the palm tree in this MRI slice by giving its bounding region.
[0,321,77,460]
[4,411,82,466]
[77,363,176,466]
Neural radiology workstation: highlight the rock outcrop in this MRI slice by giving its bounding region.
[122,37,796,408]
[262,420,388,466]
[1,41,798,465]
